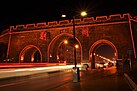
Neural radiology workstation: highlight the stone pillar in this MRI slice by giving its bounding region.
[91,54,95,69]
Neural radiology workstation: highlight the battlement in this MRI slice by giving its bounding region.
[130,16,137,22]
[10,13,130,32]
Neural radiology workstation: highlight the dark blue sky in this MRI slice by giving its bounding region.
[0,0,137,32]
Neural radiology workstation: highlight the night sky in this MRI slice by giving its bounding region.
[0,0,137,32]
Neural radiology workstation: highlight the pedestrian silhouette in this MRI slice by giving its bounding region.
[116,60,119,70]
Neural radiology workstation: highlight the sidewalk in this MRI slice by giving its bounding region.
[124,61,137,91]
[45,67,132,91]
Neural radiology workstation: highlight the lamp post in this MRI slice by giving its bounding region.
[72,16,77,67]
[72,11,87,82]
[62,11,87,82]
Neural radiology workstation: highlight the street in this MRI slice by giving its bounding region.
[54,66,132,91]
[0,69,73,91]
[0,66,132,91]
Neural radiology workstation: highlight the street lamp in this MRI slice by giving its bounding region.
[72,11,87,67]
[80,11,87,16]
[62,11,87,82]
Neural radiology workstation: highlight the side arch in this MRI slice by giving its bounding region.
[19,45,42,63]
[89,39,118,69]
[0,42,8,62]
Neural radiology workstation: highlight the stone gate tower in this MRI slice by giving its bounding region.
[0,13,137,68]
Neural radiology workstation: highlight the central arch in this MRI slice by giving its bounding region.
[89,39,118,69]
[48,33,83,64]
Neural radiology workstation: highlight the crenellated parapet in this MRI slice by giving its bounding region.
[9,13,130,32]
[130,16,137,22]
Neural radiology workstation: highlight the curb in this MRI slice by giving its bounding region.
[124,73,137,91]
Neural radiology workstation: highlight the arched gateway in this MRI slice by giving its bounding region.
[89,39,118,69]
[0,13,137,69]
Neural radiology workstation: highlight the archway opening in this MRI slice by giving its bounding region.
[48,33,82,64]
[0,42,8,62]
[94,45,116,69]
[19,45,42,63]
[89,40,118,69]
[33,50,41,63]
[57,39,81,64]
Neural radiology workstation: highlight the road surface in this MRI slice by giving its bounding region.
[0,66,132,91]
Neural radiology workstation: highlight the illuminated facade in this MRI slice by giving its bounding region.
[0,13,137,68]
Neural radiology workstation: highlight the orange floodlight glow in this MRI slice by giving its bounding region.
[74,44,79,49]
[64,40,68,44]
